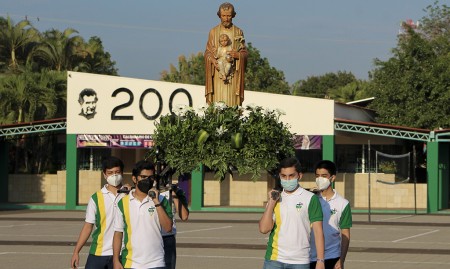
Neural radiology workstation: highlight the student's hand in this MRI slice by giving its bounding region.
[113,260,124,269]
[149,187,159,202]
[171,186,185,198]
[315,261,325,269]
[268,189,280,202]
[70,253,79,269]
[334,259,343,269]
[122,183,131,190]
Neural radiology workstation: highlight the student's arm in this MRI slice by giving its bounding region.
[172,188,189,221]
[113,231,124,269]
[71,197,97,269]
[308,195,325,269]
[312,221,325,269]
[335,228,351,269]
[71,222,93,269]
[336,203,352,269]
[155,193,173,232]
[259,190,278,234]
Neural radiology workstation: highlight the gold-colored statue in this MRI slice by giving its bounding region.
[205,2,248,106]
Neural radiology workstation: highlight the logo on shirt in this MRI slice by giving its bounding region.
[330,208,337,215]
[148,207,155,216]
[296,202,303,212]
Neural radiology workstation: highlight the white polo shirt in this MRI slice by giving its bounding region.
[85,185,124,256]
[310,190,352,261]
[114,190,172,269]
[264,187,323,265]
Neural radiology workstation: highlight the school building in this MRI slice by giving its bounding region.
[0,72,449,214]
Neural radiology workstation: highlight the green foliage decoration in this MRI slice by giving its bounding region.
[149,102,295,181]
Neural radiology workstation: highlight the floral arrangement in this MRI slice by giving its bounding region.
[148,102,295,181]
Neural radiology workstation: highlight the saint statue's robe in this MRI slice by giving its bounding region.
[204,24,248,106]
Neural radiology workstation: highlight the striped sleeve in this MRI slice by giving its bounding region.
[339,203,352,229]
[308,195,323,223]
[160,197,174,219]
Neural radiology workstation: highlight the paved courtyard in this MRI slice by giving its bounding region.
[0,210,449,269]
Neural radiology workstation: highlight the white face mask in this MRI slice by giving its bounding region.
[106,174,123,187]
[315,176,331,191]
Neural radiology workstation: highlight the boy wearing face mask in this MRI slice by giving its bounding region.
[113,160,173,269]
[310,160,352,269]
[259,157,325,269]
[71,156,129,269]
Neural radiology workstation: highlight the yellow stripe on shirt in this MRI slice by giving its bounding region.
[122,196,133,268]
[94,191,106,255]
[271,203,282,260]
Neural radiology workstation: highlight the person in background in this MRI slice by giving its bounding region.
[160,178,190,269]
[310,160,352,269]
[71,156,129,269]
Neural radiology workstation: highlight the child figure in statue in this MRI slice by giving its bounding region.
[215,33,234,82]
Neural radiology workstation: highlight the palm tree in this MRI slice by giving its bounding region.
[75,36,118,75]
[0,16,39,72]
[327,80,372,103]
[0,68,59,123]
[29,28,85,71]
[0,68,63,173]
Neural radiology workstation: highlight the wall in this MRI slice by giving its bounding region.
[8,171,134,204]
[8,171,426,209]
[203,172,427,209]
[203,171,270,206]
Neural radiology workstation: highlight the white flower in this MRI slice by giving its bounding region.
[240,108,250,120]
[197,104,208,113]
[263,108,272,115]
[275,108,286,116]
[197,111,206,118]
[216,125,228,136]
[214,101,227,111]
[174,104,188,117]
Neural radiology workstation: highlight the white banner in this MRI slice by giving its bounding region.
[67,71,334,135]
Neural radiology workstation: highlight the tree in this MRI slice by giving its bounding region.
[0,69,60,123]
[291,71,357,98]
[328,80,372,103]
[244,43,290,94]
[74,36,118,75]
[160,52,205,85]
[369,2,450,129]
[0,16,39,72]
[29,28,85,71]
[0,68,66,174]
[160,43,290,94]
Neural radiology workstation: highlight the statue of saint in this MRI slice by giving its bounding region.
[204,2,247,106]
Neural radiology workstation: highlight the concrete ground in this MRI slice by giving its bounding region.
[0,210,449,269]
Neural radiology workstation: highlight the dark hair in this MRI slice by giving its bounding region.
[314,160,337,176]
[102,156,124,173]
[78,88,98,104]
[217,2,236,18]
[132,160,155,177]
[278,157,302,173]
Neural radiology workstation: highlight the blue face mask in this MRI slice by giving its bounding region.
[280,178,299,191]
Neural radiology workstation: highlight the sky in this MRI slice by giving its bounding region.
[2,0,432,84]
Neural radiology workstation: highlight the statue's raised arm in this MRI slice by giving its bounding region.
[204,2,248,106]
